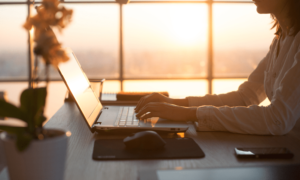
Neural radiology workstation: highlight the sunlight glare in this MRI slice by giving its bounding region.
[167,4,207,46]
[124,80,207,98]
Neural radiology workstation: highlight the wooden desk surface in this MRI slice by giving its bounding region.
[2,102,300,180]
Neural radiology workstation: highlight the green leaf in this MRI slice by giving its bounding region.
[16,132,33,152]
[0,126,32,152]
[34,106,47,127]
[0,100,27,121]
[20,87,47,129]
[0,126,26,135]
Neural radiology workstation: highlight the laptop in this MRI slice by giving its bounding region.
[57,51,189,133]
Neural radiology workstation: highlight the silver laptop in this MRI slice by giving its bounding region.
[57,51,189,133]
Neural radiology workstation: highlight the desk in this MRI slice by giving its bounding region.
[1,102,300,180]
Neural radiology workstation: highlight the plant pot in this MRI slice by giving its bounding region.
[0,129,71,180]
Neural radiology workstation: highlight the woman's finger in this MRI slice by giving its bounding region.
[136,105,155,119]
[136,103,160,118]
[140,112,159,120]
[135,95,149,112]
[135,93,163,112]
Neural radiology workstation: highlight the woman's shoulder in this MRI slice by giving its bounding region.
[269,36,278,50]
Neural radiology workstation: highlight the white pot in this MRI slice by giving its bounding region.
[0,129,70,180]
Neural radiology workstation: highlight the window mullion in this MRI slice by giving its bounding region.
[208,0,213,94]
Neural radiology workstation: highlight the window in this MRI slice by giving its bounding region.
[0,5,28,80]
[53,4,120,79]
[123,4,208,79]
[0,1,274,118]
[213,3,274,77]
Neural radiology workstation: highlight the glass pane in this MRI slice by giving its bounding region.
[213,4,275,77]
[124,4,208,78]
[213,79,247,94]
[33,0,115,2]
[102,80,121,93]
[63,0,115,1]
[130,0,206,1]
[0,0,26,2]
[0,5,28,80]
[214,0,252,1]
[124,80,208,98]
[213,79,270,106]
[47,4,119,79]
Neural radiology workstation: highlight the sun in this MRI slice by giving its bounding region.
[166,4,207,46]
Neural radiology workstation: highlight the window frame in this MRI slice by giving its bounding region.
[0,0,253,94]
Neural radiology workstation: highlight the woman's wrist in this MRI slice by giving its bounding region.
[169,98,189,106]
[187,107,198,121]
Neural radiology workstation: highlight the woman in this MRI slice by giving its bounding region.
[135,0,300,135]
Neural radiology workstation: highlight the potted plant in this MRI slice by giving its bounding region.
[0,0,73,180]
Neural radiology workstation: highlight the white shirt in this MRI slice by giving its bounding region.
[187,31,300,135]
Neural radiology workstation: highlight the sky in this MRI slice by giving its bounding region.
[0,3,275,53]
[0,2,275,115]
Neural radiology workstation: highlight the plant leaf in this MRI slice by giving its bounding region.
[34,106,47,127]
[20,87,47,130]
[0,100,27,121]
[0,126,26,135]
[16,132,33,152]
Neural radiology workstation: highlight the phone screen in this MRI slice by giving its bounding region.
[235,147,293,159]
[236,147,289,154]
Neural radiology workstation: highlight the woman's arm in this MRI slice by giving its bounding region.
[136,53,270,122]
[196,48,300,135]
[136,54,269,109]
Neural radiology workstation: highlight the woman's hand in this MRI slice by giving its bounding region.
[135,102,198,121]
[135,93,171,113]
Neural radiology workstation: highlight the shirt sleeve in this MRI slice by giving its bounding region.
[194,48,300,135]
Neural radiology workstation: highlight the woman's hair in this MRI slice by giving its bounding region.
[271,0,300,37]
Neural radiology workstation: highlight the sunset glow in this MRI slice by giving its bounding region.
[1,2,274,118]
[167,5,207,46]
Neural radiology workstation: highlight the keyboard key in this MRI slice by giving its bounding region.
[129,107,134,111]
[123,107,129,114]
[116,107,139,127]
[127,116,133,122]
[118,107,123,114]
[119,122,125,126]
[114,108,123,125]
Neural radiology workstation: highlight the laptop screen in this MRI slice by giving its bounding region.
[58,52,103,128]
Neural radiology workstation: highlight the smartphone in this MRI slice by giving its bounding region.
[235,147,294,159]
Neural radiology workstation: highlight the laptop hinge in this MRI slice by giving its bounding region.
[92,110,103,127]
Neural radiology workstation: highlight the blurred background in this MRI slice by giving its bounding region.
[0,0,273,120]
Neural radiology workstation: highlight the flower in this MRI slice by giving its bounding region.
[23,0,73,68]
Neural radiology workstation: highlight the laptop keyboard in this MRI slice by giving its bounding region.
[116,107,139,126]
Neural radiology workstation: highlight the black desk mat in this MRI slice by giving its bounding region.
[93,138,205,160]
